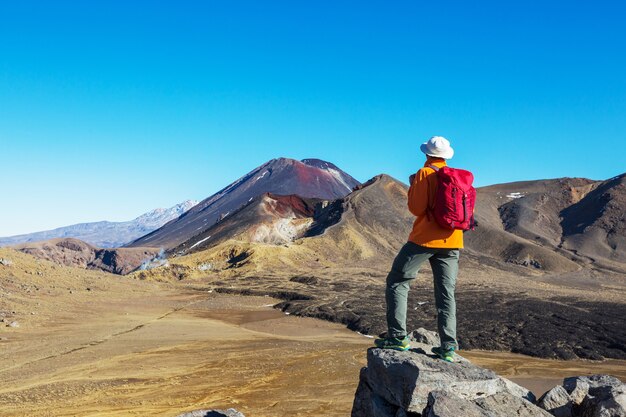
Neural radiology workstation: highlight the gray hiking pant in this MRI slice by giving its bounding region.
[385,241,460,350]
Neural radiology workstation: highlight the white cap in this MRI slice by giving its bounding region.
[420,136,454,159]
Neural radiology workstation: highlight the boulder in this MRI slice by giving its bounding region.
[352,368,399,417]
[474,392,552,416]
[409,328,440,346]
[352,341,536,416]
[537,375,626,417]
[422,391,490,417]
[537,385,573,417]
[176,409,245,417]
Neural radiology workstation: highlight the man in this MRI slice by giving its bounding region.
[375,136,463,362]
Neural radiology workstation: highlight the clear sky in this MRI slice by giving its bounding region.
[1,1,625,236]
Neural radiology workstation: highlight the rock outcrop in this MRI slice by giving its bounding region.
[13,238,160,275]
[422,390,553,417]
[352,330,556,416]
[352,341,542,416]
[351,333,626,417]
[176,409,245,417]
[538,374,626,417]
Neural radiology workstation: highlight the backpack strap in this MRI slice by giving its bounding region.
[426,165,440,220]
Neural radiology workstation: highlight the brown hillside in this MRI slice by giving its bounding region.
[171,193,321,255]
[132,174,626,360]
[13,238,160,275]
[561,173,626,268]
[163,173,626,275]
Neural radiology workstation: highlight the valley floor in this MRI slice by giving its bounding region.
[1,284,625,417]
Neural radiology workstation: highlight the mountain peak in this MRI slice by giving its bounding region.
[129,157,360,249]
[133,200,199,224]
[301,158,340,170]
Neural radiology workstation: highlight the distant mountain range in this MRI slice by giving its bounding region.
[7,154,624,277]
[0,200,199,248]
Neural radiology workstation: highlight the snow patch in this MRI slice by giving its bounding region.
[190,236,211,249]
[255,171,268,181]
[506,192,525,199]
[328,168,353,191]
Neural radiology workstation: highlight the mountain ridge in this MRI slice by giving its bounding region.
[162,171,626,274]
[0,200,198,248]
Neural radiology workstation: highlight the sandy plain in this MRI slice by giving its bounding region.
[1,283,625,417]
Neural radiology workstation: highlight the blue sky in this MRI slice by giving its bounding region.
[1,1,625,236]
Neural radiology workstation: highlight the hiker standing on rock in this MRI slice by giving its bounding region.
[375,136,475,362]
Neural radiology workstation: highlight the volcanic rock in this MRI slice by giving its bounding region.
[422,391,491,417]
[422,390,553,417]
[409,328,440,346]
[474,391,552,416]
[351,340,536,416]
[538,374,626,417]
[537,385,573,417]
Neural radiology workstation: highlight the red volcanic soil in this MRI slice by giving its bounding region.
[265,193,318,218]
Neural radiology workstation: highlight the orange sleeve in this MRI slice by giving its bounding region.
[407,168,430,217]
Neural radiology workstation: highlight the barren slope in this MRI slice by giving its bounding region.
[128,158,360,249]
[561,173,626,268]
[13,238,160,275]
[172,193,322,255]
[133,173,626,359]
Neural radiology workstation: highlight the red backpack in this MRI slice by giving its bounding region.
[428,165,476,231]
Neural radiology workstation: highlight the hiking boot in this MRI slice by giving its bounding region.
[374,336,410,351]
[431,346,455,362]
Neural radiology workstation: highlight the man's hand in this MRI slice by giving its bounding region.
[409,173,416,185]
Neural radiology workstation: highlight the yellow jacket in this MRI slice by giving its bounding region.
[407,157,464,249]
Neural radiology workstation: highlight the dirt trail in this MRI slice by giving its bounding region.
[1,289,625,417]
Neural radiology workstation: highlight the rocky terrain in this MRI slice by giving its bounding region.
[1,247,624,416]
[132,171,626,360]
[0,199,198,248]
[352,329,626,416]
[3,159,623,371]
[128,157,360,249]
[13,237,160,274]
[0,247,374,416]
